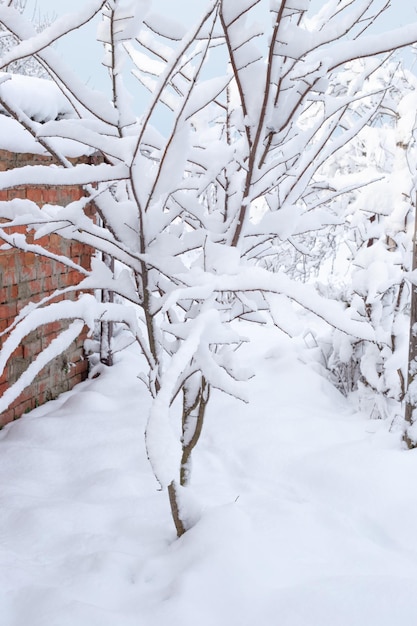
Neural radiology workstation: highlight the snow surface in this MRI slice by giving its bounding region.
[1,323,417,626]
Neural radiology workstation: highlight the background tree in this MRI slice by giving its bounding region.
[311,59,417,430]
[0,0,49,77]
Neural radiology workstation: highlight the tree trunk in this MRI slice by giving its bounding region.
[100,252,114,367]
[404,195,417,446]
[180,377,210,487]
[168,481,186,538]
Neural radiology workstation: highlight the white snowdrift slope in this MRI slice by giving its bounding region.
[1,325,417,626]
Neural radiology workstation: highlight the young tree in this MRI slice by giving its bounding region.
[1,0,417,535]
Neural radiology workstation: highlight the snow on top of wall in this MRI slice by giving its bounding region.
[0,115,95,157]
[0,72,75,122]
[0,72,93,156]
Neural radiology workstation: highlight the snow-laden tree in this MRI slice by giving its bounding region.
[1,0,417,535]
[309,59,417,428]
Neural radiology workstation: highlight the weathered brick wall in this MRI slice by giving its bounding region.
[0,150,94,425]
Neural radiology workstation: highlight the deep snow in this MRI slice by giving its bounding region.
[1,324,417,625]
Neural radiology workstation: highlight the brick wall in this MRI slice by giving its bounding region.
[0,150,94,425]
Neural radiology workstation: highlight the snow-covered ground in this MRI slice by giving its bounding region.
[1,324,417,626]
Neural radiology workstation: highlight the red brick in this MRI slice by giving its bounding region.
[23,339,42,359]
[67,373,84,387]
[70,241,84,256]
[0,302,17,320]
[27,279,43,296]
[8,284,18,300]
[26,187,43,203]
[13,398,35,418]
[13,344,24,359]
[4,253,17,270]
[43,188,59,204]
[1,268,16,287]
[42,276,57,292]
[70,358,88,378]
[8,188,27,200]
[0,408,15,426]
[51,320,67,333]
[12,385,34,404]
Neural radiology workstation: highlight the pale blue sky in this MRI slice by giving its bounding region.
[23,0,203,91]
[28,0,416,27]
[19,0,417,93]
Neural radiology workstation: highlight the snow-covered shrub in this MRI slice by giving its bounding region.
[313,60,417,423]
